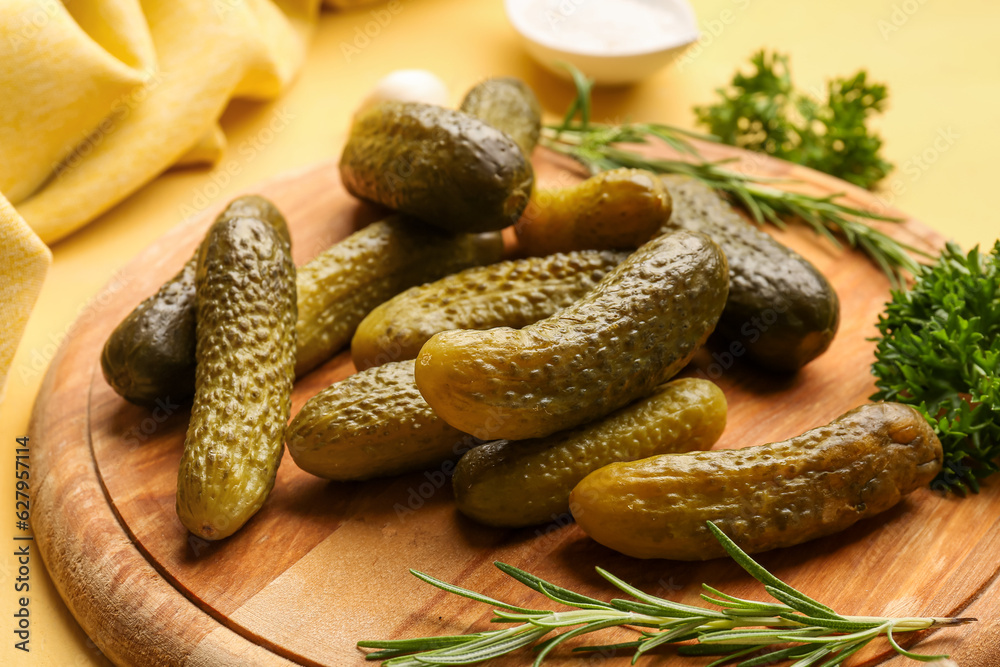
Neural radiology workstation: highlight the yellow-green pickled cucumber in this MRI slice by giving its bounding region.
[296,217,503,375]
[351,250,627,370]
[516,168,672,256]
[100,196,289,406]
[339,101,534,233]
[287,360,473,481]
[454,378,727,527]
[415,230,729,441]
[571,402,942,560]
[176,211,297,540]
[459,76,542,156]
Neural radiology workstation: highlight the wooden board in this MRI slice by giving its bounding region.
[30,144,1000,667]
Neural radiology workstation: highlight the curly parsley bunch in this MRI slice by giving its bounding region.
[696,50,893,190]
[872,241,1000,493]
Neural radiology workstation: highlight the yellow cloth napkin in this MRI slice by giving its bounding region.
[1,0,323,243]
[1,0,388,243]
[0,0,385,402]
[0,193,51,400]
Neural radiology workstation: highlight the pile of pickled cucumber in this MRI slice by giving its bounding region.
[101,77,943,560]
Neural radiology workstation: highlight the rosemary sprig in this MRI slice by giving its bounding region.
[358,522,973,665]
[540,67,928,286]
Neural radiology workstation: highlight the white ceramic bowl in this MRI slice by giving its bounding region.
[505,0,699,86]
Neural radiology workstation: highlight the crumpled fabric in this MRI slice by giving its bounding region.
[0,192,51,399]
[0,0,382,400]
[0,0,380,244]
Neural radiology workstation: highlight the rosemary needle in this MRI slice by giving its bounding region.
[358,522,973,666]
[539,66,929,286]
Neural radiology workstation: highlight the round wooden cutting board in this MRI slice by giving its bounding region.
[30,143,1000,667]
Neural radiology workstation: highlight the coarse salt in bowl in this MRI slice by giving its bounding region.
[505,0,699,85]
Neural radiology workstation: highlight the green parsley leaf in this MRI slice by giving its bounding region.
[695,50,893,190]
[871,241,1000,493]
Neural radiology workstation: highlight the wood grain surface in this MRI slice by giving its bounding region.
[30,145,1000,667]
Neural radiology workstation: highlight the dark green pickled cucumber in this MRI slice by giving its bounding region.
[351,250,627,370]
[339,102,534,233]
[287,360,473,481]
[100,196,288,406]
[103,209,503,399]
[176,212,297,540]
[459,76,542,156]
[296,217,503,375]
[661,175,839,371]
[415,230,729,440]
[454,378,727,527]
[571,402,942,560]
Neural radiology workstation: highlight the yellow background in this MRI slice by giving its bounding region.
[1,0,996,664]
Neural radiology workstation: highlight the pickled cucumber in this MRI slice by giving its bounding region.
[100,196,289,406]
[287,360,474,481]
[104,208,503,395]
[339,102,534,233]
[351,250,627,370]
[459,76,542,156]
[415,230,729,440]
[296,217,503,375]
[517,168,672,256]
[176,211,297,540]
[454,378,726,527]
[570,402,942,560]
[661,175,839,371]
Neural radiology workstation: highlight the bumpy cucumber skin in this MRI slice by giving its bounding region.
[351,250,627,370]
[415,230,729,441]
[176,215,297,540]
[296,217,503,375]
[287,360,472,481]
[454,378,727,527]
[459,76,542,156]
[661,175,839,371]
[571,402,942,561]
[339,101,534,233]
[517,168,672,256]
[100,196,289,406]
[103,206,501,394]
